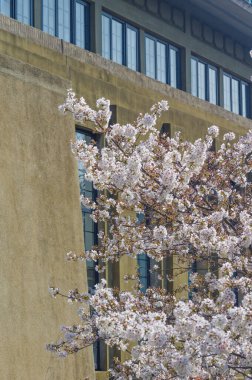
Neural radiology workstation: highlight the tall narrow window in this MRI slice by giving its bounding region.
[241,83,248,117]
[223,74,231,111]
[42,0,55,36]
[191,58,197,97]
[102,13,139,71]
[16,0,31,25]
[138,253,149,293]
[102,14,110,59]
[145,34,180,89]
[191,57,218,105]
[75,1,89,49]
[231,78,239,115]
[58,0,70,42]
[198,62,206,100]
[76,129,101,370]
[0,0,11,16]
[145,37,155,79]
[76,130,98,292]
[156,41,166,83]
[126,27,137,70]
[112,19,123,64]
[223,73,249,117]
[208,67,217,105]
[170,47,178,88]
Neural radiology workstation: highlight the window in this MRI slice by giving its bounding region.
[191,56,218,105]
[138,253,161,292]
[0,0,11,16]
[0,0,32,25]
[102,13,139,71]
[145,35,180,89]
[76,129,102,370]
[42,0,90,50]
[137,213,161,292]
[223,72,249,117]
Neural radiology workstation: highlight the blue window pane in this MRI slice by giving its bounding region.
[231,78,239,115]
[76,2,86,49]
[138,253,149,293]
[156,41,166,83]
[58,0,70,42]
[43,0,55,36]
[198,62,206,100]
[0,0,11,16]
[102,15,111,59]
[209,67,217,105]
[223,74,231,111]
[241,83,248,117]
[145,37,155,79]
[170,47,177,88]
[16,0,31,25]
[191,58,197,97]
[112,19,123,64]
[126,26,137,70]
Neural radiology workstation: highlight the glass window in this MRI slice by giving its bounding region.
[76,1,88,49]
[102,13,139,71]
[209,67,217,105]
[231,78,239,115]
[156,41,166,83]
[112,19,123,64]
[191,58,197,97]
[42,0,55,36]
[138,254,161,292]
[145,35,180,89]
[0,0,11,16]
[76,129,102,371]
[223,74,231,111]
[170,47,178,88]
[241,83,248,117]
[223,73,249,117]
[138,253,149,293]
[145,37,155,79]
[42,0,90,49]
[16,0,31,25]
[126,27,137,71]
[191,57,217,105]
[58,0,70,42]
[198,62,206,100]
[102,14,110,60]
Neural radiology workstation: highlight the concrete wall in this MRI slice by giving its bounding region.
[0,12,252,380]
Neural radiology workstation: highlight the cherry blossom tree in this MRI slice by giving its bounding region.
[47,90,252,380]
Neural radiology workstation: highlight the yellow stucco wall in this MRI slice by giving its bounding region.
[0,15,252,380]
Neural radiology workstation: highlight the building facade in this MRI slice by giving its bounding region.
[0,0,251,379]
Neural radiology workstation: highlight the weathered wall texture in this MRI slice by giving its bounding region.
[0,15,252,380]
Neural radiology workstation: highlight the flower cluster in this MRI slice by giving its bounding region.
[48,93,252,379]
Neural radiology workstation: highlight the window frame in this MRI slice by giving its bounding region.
[191,55,218,105]
[101,11,139,71]
[41,0,90,50]
[75,127,101,370]
[0,0,33,25]
[145,33,181,89]
[223,71,250,118]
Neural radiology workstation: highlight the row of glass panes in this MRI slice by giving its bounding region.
[102,13,180,88]
[0,0,89,49]
[191,57,249,117]
[0,1,250,117]
[43,0,89,49]
[0,0,32,24]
